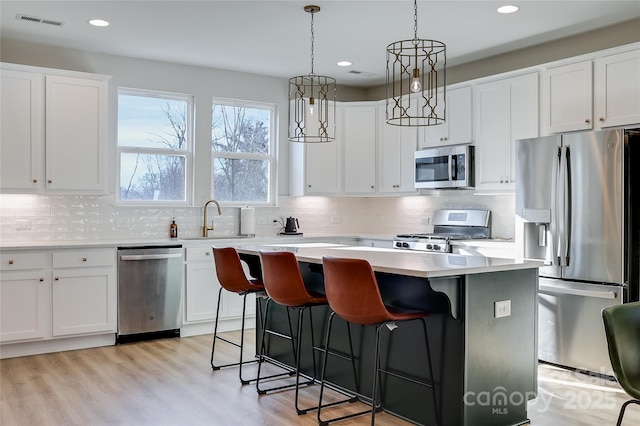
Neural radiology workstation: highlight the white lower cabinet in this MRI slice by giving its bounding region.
[184,247,220,322]
[52,249,116,336]
[183,246,255,327]
[0,248,116,347]
[0,252,50,342]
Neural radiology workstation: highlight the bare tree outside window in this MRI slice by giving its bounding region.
[118,92,192,203]
[211,101,275,204]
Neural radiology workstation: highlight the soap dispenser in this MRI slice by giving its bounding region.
[170,217,178,239]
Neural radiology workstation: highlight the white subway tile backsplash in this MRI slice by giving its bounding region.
[0,193,516,242]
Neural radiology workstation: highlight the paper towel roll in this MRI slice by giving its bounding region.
[240,207,255,236]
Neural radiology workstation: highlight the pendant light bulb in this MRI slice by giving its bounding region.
[410,68,421,93]
[308,97,315,116]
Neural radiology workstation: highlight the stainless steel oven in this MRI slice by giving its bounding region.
[415,144,474,189]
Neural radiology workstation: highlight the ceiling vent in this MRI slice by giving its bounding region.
[15,14,64,27]
[347,70,375,77]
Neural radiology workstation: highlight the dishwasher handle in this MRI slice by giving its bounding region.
[539,283,618,300]
[120,253,183,261]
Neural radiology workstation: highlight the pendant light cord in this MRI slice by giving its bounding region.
[309,10,315,77]
[413,0,418,43]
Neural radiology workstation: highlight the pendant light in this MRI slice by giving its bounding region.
[288,5,336,143]
[386,0,446,127]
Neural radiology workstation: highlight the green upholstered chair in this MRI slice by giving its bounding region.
[602,302,640,426]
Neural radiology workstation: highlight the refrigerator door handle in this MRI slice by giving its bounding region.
[551,146,562,267]
[557,145,571,267]
[564,146,572,266]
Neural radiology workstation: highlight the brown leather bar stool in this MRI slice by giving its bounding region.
[210,247,275,384]
[319,256,440,426]
[257,250,358,415]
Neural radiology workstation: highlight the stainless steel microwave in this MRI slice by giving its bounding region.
[414,145,475,189]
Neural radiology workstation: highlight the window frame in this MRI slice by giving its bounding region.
[116,88,194,206]
[211,97,277,207]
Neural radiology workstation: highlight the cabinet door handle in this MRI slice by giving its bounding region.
[308,185,311,188]
[48,179,52,184]
[8,260,14,265]
[585,118,591,123]
[32,179,38,183]
[82,257,87,262]
[205,251,211,256]
[599,117,605,122]
[54,277,59,281]
[39,277,44,282]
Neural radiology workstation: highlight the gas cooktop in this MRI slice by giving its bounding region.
[393,209,491,253]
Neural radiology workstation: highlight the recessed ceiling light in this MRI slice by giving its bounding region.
[88,19,109,27]
[497,5,519,14]
[337,61,352,67]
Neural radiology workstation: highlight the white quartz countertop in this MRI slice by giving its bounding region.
[236,243,540,279]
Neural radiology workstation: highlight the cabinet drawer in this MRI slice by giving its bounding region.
[53,248,115,268]
[185,246,214,262]
[0,252,49,271]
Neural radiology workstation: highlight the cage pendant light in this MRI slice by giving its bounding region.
[386,0,446,127]
[288,5,336,143]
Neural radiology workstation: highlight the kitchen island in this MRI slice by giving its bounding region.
[236,243,541,426]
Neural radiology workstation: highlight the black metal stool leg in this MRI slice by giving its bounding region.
[256,301,300,394]
[210,287,227,370]
[420,317,439,425]
[318,313,370,426]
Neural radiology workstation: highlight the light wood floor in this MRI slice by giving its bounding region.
[1,332,639,426]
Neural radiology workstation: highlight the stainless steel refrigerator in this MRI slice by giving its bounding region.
[515,128,639,375]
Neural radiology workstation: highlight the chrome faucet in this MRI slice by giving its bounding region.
[202,199,222,237]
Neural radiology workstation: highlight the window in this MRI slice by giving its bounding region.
[211,99,276,205]
[117,89,193,203]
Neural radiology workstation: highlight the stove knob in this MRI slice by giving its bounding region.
[433,244,441,251]
[402,242,409,248]
[426,244,433,250]
[395,242,402,248]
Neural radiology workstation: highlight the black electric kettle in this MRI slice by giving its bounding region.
[284,217,299,233]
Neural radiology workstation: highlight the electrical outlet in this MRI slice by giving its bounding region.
[494,300,511,318]
[16,220,31,230]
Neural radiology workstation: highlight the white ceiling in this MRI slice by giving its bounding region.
[1,1,639,87]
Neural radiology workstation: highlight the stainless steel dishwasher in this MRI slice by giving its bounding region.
[117,245,183,343]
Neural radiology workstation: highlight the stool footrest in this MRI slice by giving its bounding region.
[378,366,435,389]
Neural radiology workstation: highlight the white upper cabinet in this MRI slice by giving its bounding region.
[541,60,593,134]
[377,104,417,194]
[45,75,108,191]
[0,63,109,193]
[343,104,377,194]
[419,86,473,149]
[594,49,640,128]
[0,69,44,190]
[474,73,539,190]
[289,103,343,196]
